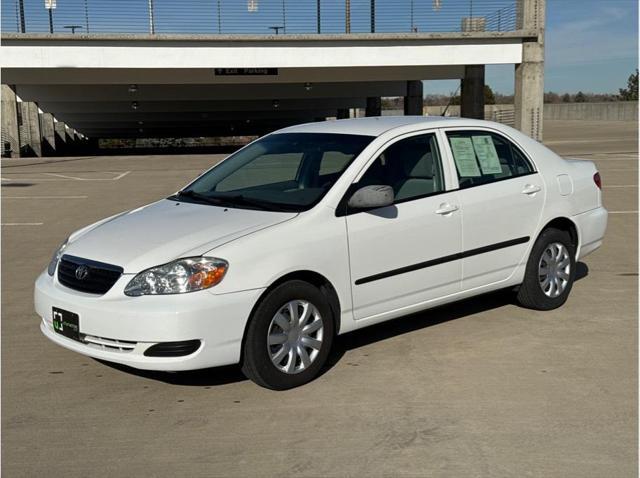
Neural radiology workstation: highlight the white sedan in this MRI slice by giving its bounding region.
[35,117,607,389]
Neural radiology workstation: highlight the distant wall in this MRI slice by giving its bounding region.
[543,102,638,121]
[424,102,638,122]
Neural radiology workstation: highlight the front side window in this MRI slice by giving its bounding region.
[177,132,374,212]
[446,130,534,189]
[358,133,445,202]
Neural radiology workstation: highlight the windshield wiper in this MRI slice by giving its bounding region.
[208,193,299,212]
[173,190,228,206]
[173,190,296,212]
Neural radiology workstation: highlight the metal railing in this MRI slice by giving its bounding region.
[1,0,519,35]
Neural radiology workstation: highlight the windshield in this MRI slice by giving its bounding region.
[174,132,374,212]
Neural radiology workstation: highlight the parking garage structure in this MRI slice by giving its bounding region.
[0,0,545,157]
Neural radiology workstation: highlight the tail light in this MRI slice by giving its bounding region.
[593,172,602,190]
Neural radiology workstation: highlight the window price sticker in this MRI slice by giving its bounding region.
[450,137,481,177]
[472,135,502,174]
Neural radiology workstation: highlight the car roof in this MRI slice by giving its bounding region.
[273,115,494,137]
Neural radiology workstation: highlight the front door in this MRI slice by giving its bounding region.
[345,132,463,320]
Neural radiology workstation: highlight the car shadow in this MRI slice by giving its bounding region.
[96,262,589,387]
[94,359,247,387]
[323,289,515,374]
[575,261,589,281]
[323,261,590,374]
[1,182,34,188]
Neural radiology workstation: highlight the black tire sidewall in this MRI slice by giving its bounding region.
[521,228,576,310]
[242,280,334,390]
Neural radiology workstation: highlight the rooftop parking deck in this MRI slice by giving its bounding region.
[1,119,637,477]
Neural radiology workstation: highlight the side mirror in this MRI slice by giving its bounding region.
[347,185,394,210]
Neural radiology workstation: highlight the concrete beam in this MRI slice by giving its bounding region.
[40,112,56,155]
[79,119,313,138]
[15,82,408,102]
[1,34,528,72]
[3,66,467,86]
[1,85,20,157]
[19,101,43,157]
[36,98,368,114]
[514,0,545,141]
[404,80,423,116]
[460,65,485,120]
[366,97,381,117]
[53,110,342,123]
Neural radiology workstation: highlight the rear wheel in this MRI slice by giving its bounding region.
[516,228,576,310]
[241,280,334,390]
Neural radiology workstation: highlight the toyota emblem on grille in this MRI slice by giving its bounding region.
[75,265,89,280]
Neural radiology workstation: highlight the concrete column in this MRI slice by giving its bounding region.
[40,112,56,156]
[514,0,545,141]
[20,102,43,157]
[54,121,68,154]
[65,125,76,143]
[336,108,350,119]
[66,126,79,154]
[460,65,485,120]
[365,97,381,117]
[404,80,424,116]
[1,85,20,157]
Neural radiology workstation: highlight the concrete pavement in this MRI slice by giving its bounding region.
[1,120,637,477]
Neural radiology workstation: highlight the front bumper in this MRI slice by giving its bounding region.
[35,271,264,371]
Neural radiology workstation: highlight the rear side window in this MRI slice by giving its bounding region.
[446,131,534,189]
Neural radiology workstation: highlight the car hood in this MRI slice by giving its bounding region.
[64,199,297,273]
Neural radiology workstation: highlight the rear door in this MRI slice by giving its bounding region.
[345,131,462,320]
[442,128,544,290]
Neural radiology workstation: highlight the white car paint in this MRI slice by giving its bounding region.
[64,199,296,273]
[35,116,608,371]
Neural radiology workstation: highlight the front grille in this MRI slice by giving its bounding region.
[57,254,123,295]
[82,334,137,353]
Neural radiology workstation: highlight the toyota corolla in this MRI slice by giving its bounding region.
[35,117,607,389]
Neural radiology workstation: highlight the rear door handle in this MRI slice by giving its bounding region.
[435,203,459,215]
[522,184,542,195]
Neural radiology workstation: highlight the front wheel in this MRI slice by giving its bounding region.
[241,280,334,390]
[516,228,576,310]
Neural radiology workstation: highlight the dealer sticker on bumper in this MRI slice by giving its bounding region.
[52,307,80,342]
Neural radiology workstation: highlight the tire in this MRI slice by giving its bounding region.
[241,280,335,390]
[516,228,576,310]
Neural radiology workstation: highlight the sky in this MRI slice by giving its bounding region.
[427,0,639,95]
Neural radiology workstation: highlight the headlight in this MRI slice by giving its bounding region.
[47,239,68,276]
[124,257,228,296]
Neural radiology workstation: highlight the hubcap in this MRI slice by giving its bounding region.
[538,242,571,298]
[267,300,324,374]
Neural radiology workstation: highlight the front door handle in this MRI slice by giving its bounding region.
[435,203,459,215]
[522,184,542,195]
